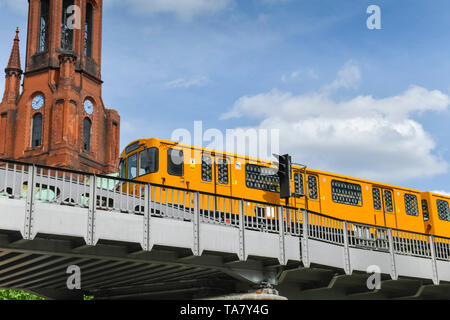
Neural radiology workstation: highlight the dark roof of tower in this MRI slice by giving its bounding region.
[6,28,22,72]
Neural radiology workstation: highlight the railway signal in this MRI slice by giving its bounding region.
[275,154,292,200]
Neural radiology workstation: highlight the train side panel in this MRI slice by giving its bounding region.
[315,172,376,225]
[392,189,426,234]
[311,170,425,233]
[421,192,450,238]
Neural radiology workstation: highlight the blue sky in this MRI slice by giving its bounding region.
[1,0,450,193]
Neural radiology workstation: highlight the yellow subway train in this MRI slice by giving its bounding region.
[118,137,450,238]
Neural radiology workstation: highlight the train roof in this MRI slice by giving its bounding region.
[121,137,275,165]
[422,191,450,200]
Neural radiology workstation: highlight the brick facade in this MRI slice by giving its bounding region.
[0,0,120,174]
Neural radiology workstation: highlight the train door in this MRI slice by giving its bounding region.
[214,156,232,221]
[292,169,306,208]
[214,156,232,197]
[306,174,321,213]
[381,189,397,228]
[373,187,397,228]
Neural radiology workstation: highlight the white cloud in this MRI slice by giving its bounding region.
[164,75,210,88]
[323,61,361,92]
[105,0,231,21]
[281,68,318,82]
[281,71,299,82]
[221,64,450,184]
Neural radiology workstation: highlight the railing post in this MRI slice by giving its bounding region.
[13,163,21,199]
[429,235,439,285]
[142,184,151,251]
[302,210,310,268]
[388,228,398,280]
[238,199,245,261]
[342,221,351,275]
[23,164,36,240]
[192,192,200,256]
[86,174,97,246]
[278,206,286,266]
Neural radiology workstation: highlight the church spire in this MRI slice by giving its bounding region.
[5,28,22,74]
[2,28,22,105]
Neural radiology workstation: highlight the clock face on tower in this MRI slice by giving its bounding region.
[32,94,45,110]
[84,99,94,115]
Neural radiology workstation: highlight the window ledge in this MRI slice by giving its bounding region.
[82,149,94,156]
[25,146,43,152]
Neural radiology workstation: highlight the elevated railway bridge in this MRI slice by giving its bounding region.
[0,159,449,300]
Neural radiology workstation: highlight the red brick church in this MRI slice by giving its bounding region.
[0,0,120,174]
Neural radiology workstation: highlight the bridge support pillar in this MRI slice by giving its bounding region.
[278,206,286,265]
[342,221,351,275]
[23,165,36,240]
[238,200,246,261]
[388,229,398,280]
[192,192,201,256]
[142,184,153,251]
[429,236,439,285]
[301,210,310,268]
[86,174,97,246]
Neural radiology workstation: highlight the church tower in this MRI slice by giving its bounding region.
[0,0,120,174]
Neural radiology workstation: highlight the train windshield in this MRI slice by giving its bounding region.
[139,148,159,176]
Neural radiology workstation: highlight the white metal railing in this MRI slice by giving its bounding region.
[308,212,344,244]
[1,159,450,263]
[347,222,389,251]
[392,230,431,258]
[434,236,450,261]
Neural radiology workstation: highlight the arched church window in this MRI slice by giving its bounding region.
[83,117,92,151]
[85,2,93,58]
[61,0,74,50]
[31,113,43,148]
[38,0,50,53]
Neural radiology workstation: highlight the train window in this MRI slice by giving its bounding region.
[308,176,318,199]
[404,194,419,216]
[372,188,381,211]
[246,164,279,192]
[422,200,430,221]
[125,142,140,155]
[119,159,126,179]
[128,153,137,179]
[217,158,229,184]
[384,190,393,212]
[201,156,212,182]
[331,180,363,207]
[139,147,158,176]
[294,172,304,195]
[436,199,450,221]
[167,149,184,177]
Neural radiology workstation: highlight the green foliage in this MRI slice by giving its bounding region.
[0,289,45,300]
[0,290,95,300]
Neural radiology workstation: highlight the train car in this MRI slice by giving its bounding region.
[304,169,426,234]
[118,137,428,235]
[119,138,282,204]
[421,192,450,238]
[118,138,285,223]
